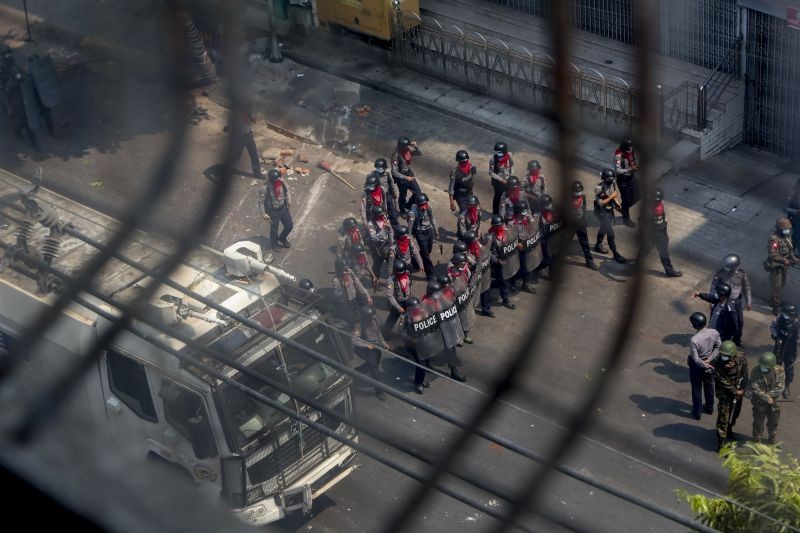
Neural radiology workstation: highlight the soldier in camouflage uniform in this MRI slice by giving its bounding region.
[770,304,798,399]
[712,341,748,451]
[766,217,798,315]
[748,351,785,444]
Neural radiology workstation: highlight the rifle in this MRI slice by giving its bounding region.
[727,374,745,433]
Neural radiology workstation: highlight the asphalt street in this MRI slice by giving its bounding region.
[0,5,797,532]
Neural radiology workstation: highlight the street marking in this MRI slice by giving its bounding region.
[211,184,254,249]
[278,171,329,267]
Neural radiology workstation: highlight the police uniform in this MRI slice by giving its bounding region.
[688,328,721,419]
[367,217,394,279]
[457,204,482,239]
[695,292,739,343]
[748,365,785,443]
[534,206,561,275]
[469,238,493,315]
[766,230,795,314]
[408,203,439,279]
[498,188,529,224]
[402,301,443,390]
[352,314,388,398]
[647,199,680,275]
[771,314,799,395]
[613,146,640,225]
[383,272,413,337]
[712,352,748,447]
[448,263,476,338]
[338,226,365,261]
[710,267,751,345]
[594,180,624,260]
[387,237,423,276]
[349,250,376,291]
[332,267,370,330]
[391,149,421,214]
[360,180,398,229]
[565,191,596,268]
[512,212,540,289]
[489,224,519,306]
[524,171,546,212]
[235,111,263,180]
[489,153,514,215]
[448,163,476,213]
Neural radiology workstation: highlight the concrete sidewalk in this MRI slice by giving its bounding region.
[272,31,798,308]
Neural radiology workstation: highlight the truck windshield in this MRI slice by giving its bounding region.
[217,323,343,451]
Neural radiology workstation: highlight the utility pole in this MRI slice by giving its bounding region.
[22,0,33,41]
[267,0,283,63]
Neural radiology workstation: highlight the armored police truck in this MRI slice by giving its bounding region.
[0,168,357,525]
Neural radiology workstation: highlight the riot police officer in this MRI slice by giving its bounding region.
[710,254,750,346]
[338,217,365,261]
[457,194,482,240]
[391,137,421,215]
[408,193,440,280]
[534,194,561,277]
[422,279,466,382]
[770,304,798,399]
[348,242,377,291]
[353,305,390,400]
[383,259,414,338]
[259,168,293,249]
[448,252,475,345]
[489,141,514,215]
[766,217,798,315]
[613,138,640,228]
[388,225,423,276]
[645,189,682,277]
[498,176,529,223]
[594,168,627,264]
[524,160,546,212]
[402,296,437,394]
[488,214,518,310]
[370,157,398,202]
[366,205,394,279]
[688,312,721,420]
[510,201,538,294]
[465,230,493,317]
[565,181,598,270]
[361,174,397,229]
[748,352,785,444]
[692,282,738,343]
[332,257,371,334]
[449,150,477,213]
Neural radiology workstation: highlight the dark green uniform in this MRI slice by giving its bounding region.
[748,365,786,443]
[767,233,794,314]
[713,354,748,444]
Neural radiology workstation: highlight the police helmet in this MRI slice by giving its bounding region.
[343,217,358,231]
[463,230,477,243]
[572,181,584,194]
[267,168,281,181]
[453,241,467,254]
[365,175,380,191]
[654,189,664,202]
[415,192,429,205]
[426,280,442,294]
[782,304,797,318]
[542,194,554,211]
[407,296,421,307]
[758,351,777,368]
[494,141,508,154]
[716,282,732,299]
[298,279,315,293]
[397,137,411,149]
[360,305,375,319]
[452,252,467,266]
[393,259,409,274]
[513,201,529,215]
[507,176,521,189]
[456,150,470,162]
[371,205,386,218]
[620,138,633,151]
[720,254,740,272]
[601,168,615,182]
[491,214,504,227]
[689,312,707,330]
[394,225,410,238]
[527,160,541,172]
[374,157,388,171]
[334,258,347,272]
[466,194,480,206]
[351,242,366,255]
[719,340,737,357]
[437,274,452,287]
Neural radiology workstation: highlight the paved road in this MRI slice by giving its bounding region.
[0,4,797,532]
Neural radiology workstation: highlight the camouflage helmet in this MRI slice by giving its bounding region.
[719,340,737,357]
[777,217,792,231]
[758,351,777,368]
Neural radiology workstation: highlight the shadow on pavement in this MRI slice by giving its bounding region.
[662,332,692,348]
[652,422,718,452]
[630,393,693,417]
[639,357,689,383]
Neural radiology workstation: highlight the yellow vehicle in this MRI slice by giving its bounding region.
[316,0,420,41]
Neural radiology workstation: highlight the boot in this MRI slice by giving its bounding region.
[783,385,790,399]
[716,435,725,452]
[463,335,473,344]
[375,389,387,401]
[624,218,637,228]
[414,384,424,395]
[767,434,777,445]
[666,269,683,277]
[613,253,627,264]
[450,367,466,382]
[481,308,495,318]
[502,299,516,310]
[594,243,609,254]
[521,283,536,294]
[585,261,599,271]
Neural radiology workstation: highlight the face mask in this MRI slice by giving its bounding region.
[720,355,730,362]
[573,191,582,197]
[374,167,384,174]
[783,229,792,236]
[782,314,791,321]
[760,366,770,373]
[496,151,505,158]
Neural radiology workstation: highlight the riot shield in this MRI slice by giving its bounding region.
[28,55,62,108]
[453,274,476,333]
[477,243,491,294]
[429,290,464,349]
[403,302,444,360]
[543,216,563,259]
[517,217,542,273]
[498,225,520,280]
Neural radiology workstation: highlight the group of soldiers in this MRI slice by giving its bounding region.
[325,136,683,398]
[687,251,796,450]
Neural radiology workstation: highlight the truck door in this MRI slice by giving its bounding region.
[155,375,220,485]
[98,348,160,453]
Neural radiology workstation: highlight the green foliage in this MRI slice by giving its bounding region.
[677,442,800,532]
